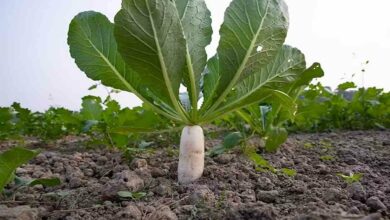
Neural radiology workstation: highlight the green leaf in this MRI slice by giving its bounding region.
[206,0,289,110]
[88,84,98,90]
[0,108,12,123]
[0,147,39,192]
[208,132,243,156]
[289,63,324,91]
[28,178,61,187]
[260,105,272,130]
[80,96,103,121]
[265,126,287,152]
[280,168,296,177]
[174,0,212,107]
[337,173,363,184]
[223,132,243,149]
[244,147,276,173]
[337,81,357,91]
[117,191,147,200]
[114,0,187,109]
[224,46,306,111]
[68,11,142,96]
[68,11,180,123]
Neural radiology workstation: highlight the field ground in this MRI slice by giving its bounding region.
[0,130,389,220]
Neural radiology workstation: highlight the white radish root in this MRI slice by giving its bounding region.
[178,126,204,184]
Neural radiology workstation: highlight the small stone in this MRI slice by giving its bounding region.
[114,171,144,191]
[116,205,142,220]
[348,206,360,214]
[83,168,94,177]
[289,184,307,194]
[214,154,234,164]
[103,201,113,206]
[362,213,383,220]
[257,177,274,191]
[68,177,83,188]
[73,153,83,161]
[131,159,148,169]
[240,189,256,202]
[256,190,279,203]
[34,154,47,164]
[323,188,343,202]
[15,168,28,175]
[344,155,358,165]
[189,185,215,204]
[102,171,144,200]
[150,167,166,178]
[148,206,177,220]
[178,205,195,213]
[0,205,39,220]
[348,183,366,202]
[366,196,386,211]
[97,156,108,165]
[153,178,172,196]
[315,164,330,175]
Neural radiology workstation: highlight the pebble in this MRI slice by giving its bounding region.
[0,205,40,220]
[362,213,383,220]
[97,156,108,165]
[323,188,343,202]
[348,183,367,202]
[114,170,144,191]
[116,205,142,220]
[150,167,166,178]
[214,154,234,164]
[257,177,274,191]
[315,164,330,175]
[256,190,279,203]
[149,206,177,220]
[366,196,386,211]
[34,154,47,164]
[153,178,172,196]
[131,158,148,169]
[189,185,215,204]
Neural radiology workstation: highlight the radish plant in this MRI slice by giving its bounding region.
[68,0,318,183]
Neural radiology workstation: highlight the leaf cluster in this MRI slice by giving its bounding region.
[67,0,318,127]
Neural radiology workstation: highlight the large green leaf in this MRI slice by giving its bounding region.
[174,0,212,108]
[68,11,182,122]
[203,46,304,121]
[0,147,39,192]
[205,0,289,111]
[114,0,187,110]
[68,11,142,96]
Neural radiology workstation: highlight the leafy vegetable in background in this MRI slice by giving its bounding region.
[293,82,390,131]
[67,0,320,184]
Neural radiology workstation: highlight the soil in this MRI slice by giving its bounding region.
[0,130,389,220]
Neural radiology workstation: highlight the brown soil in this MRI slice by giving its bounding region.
[0,130,389,220]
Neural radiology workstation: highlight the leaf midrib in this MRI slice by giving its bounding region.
[144,0,190,123]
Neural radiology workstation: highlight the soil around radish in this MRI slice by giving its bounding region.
[0,131,389,220]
